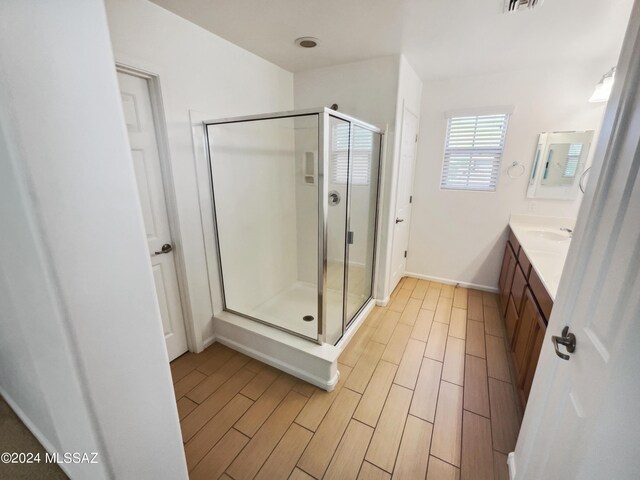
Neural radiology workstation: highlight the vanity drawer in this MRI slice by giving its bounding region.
[505,294,519,346]
[529,269,554,321]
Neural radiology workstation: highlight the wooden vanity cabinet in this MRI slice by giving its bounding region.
[497,227,553,406]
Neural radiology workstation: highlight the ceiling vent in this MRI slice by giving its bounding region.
[504,0,543,12]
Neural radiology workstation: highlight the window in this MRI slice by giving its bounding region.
[331,123,372,185]
[563,143,583,178]
[441,113,510,191]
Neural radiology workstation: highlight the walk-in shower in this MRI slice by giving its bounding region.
[205,108,382,345]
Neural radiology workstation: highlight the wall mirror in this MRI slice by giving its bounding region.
[527,130,594,200]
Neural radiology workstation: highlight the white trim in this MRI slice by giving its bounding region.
[201,333,217,350]
[0,387,74,479]
[444,105,516,118]
[376,296,390,307]
[115,62,200,354]
[507,452,516,479]
[190,109,226,341]
[404,271,499,293]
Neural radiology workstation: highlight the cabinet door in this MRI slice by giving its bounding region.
[505,294,519,346]
[498,244,511,292]
[511,263,528,315]
[499,243,517,315]
[523,315,546,401]
[513,288,538,386]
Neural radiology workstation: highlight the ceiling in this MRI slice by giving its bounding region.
[150,0,633,80]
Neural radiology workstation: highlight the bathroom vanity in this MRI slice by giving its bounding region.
[498,215,573,406]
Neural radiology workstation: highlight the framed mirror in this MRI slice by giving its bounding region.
[527,131,594,200]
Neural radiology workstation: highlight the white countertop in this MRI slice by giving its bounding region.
[509,214,576,300]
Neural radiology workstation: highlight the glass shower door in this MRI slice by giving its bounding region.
[207,114,320,341]
[345,125,381,326]
[324,115,349,345]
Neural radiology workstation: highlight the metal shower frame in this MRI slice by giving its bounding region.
[203,107,383,345]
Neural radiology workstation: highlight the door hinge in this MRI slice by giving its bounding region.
[409,195,413,204]
[415,134,418,143]
[404,250,407,258]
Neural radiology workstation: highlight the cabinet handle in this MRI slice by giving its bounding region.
[551,326,576,360]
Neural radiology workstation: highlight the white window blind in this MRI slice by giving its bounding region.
[441,113,510,191]
[331,123,372,185]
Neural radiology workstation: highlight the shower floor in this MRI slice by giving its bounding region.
[249,281,367,344]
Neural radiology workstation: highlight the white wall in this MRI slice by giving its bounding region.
[293,119,320,285]
[294,56,400,128]
[407,63,608,290]
[105,0,294,348]
[0,0,187,478]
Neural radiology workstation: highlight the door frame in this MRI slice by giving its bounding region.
[511,2,640,477]
[116,63,198,355]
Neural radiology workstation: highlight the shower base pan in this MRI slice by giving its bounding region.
[249,281,367,345]
[211,297,375,391]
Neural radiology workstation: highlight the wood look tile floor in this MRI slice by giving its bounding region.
[170,278,523,480]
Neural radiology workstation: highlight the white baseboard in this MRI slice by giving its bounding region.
[404,271,499,293]
[376,296,390,306]
[0,387,74,479]
[508,452,516,479]
[201,334,217,351]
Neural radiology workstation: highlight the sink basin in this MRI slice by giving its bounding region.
[526,229,571,242]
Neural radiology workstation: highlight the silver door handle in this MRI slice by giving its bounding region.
[154,243,173,255]
[395,218,404,224]
[551,326,576,361]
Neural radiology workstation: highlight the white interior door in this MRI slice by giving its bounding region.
[390,107,419,290]
[117,71,188,362]
[514,9,640,477]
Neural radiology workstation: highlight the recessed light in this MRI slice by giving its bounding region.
[295,37,319,48]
